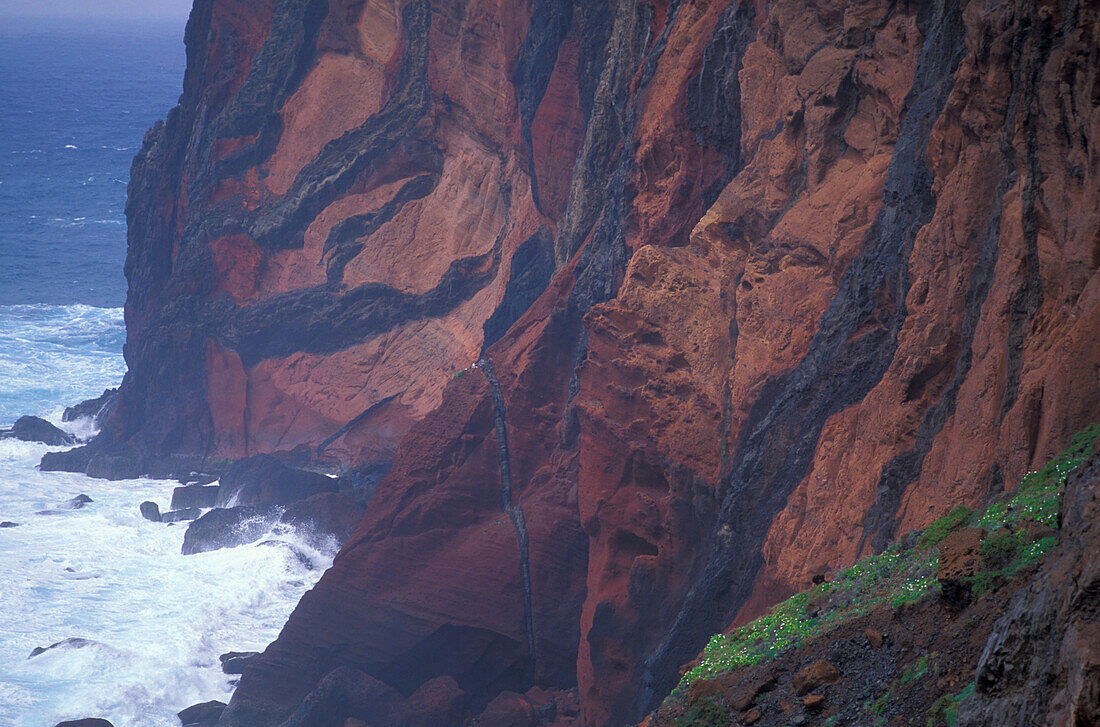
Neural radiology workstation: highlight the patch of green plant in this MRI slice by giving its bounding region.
[452,368,467,380]
[918,506,973,549]
[900,652,937,685]
[980,531,1023,569]
[674,696,729,727]
[675,424,1097,693]
[926,682,975,727]
[978,423,1099,531]
[679,544,939,685]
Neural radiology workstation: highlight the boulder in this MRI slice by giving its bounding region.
[54,720,114,727]
[216,455,337,509]
[0,521,19,528]
[274,667,405,727]
[37,494,93,516]
[139,501,161,522]
[182,507,274,555]
[279,493,364,547]
[804,694,826,712]
[400,675,466,727]
[161,507,202,523]
[937,526,986,608]
[476,691,537,727]
[171,485,219,510]
[30,637,96,658]
[85,454,143,481]
[792,660,839,696]
[2,416,75,446]
[62,388,117,423]
[220,651,261,675]
[177,700,226,727]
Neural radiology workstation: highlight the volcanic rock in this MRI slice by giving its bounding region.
[139,501,161,522]
[220,651,261,675]
[29,637,96,658]
[278,492,363,547]
[181,507,272,555]
[792,661,839,696]
[476,691,537,727]
[177,700,226,727]
[161,507,203,523]
[64,0,1100,723]
[400,676,466,727]
[2,416,75,446]
[938,527,987,608]
[62,388,117,423]
[262,667,404,727]
[53,720,113,727]
[171,485,219,510]
[215,455,336,509]
[958,449,1100,726]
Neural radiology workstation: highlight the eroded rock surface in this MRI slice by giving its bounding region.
[65,0,1100,724]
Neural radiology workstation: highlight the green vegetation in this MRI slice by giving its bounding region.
[677,424,1098,692]
[681,543,939,683]
[918,506,973,549]
[452,368,467,380]
[926,682,975,727]
[900,652,937,685]
[673,697,729,727]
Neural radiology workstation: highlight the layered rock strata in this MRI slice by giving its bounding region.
[62,0,1100,724]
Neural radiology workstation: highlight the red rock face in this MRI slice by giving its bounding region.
[88,0,1100,724]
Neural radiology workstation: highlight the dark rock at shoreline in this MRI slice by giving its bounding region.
[220,651,261,675]
[161,507,202,523]
[182,507,273,555]
[279,492,364,548]
[29,637,96,658]
[177,700,226,727]
[216,455,337,509]
[1,416,76,446]
[179,472,219,486]
[62,388,118,424]
[171,485,219,510]
[54,720,114,727]
[139,501,161,522]
[37,494,94,516]
[275,667,404,727]
[0,521,19,528]
[85,454,144,481]
[335,462,390,510]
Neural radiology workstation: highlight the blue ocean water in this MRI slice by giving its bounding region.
[0,19,184,308]
[0,19,332,727]
[0,18,182,424]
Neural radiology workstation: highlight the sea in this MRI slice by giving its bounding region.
[0,19,331,726]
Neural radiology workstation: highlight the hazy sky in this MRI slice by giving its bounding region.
[0,0,193,21]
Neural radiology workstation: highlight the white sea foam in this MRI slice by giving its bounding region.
[0,439,332,727]
[0,305,328,725]
[0,304,126,426]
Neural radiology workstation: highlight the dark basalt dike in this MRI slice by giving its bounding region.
[47,0,1100,725]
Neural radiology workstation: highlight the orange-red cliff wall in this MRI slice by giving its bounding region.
[85,0,1100,724]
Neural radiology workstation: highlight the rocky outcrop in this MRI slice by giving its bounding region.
[1,415,75,446]
[215,454,337,508]
[79,0,1100,724]
[181,506,274,555]
[62,388,118,424]
[959,449,1100,726]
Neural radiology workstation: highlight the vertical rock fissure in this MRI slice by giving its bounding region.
[638,0,966,714]
[862,2,1068,551]
[1000,3,1061,419]
[477,356,537,680]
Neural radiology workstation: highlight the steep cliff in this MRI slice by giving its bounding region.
[55,0,1100,724]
